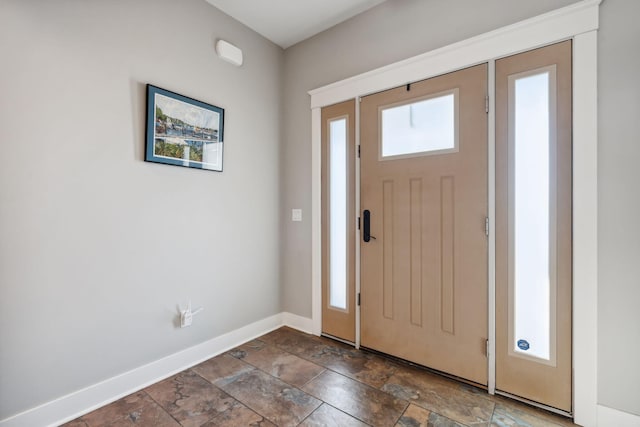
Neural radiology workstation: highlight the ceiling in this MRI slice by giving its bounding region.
[205,0,388,49]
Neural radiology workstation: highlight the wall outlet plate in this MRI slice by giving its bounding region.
[180,310,193,328]
[292,209,302,222]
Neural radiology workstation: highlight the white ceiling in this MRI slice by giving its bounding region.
[205,0,388,49]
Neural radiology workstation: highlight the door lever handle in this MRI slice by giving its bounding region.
[363,210,376,242]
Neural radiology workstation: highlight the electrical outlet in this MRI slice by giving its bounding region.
[180,310,193,328]
[292,209,302,222]
[179,300,203,328]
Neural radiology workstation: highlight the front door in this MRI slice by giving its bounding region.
[360,64,489,385]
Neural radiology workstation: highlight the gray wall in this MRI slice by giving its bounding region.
[0,0,283,419]
[281,0,640,417]
[597,0,640,416]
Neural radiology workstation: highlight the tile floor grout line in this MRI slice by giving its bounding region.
[205,398,271,427]
[185,365,278,427]
[396,404,412,426]
[316,368,393,398]
[386,390,493,427]
[137,389,183,426]
[302,368,411,426]
[227,337,381,426]
[294,404,320,427]
[488,399,497,426]
[198,355,323,427]
[268,333,397,393]
[432,410,474,427]
[141,391,185,427]
[321,402,376,427]
[298,367,328,389]
[259,338,329,375]
[203,370,281,427]
[390,400,411,427]
[221,345,328,412]
[225,341,328,391]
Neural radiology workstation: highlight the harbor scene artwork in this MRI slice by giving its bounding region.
[145,85,224,171]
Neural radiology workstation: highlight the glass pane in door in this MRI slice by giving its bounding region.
[380,90,457,158]
[329,118,347,310]
[512,69,555,361]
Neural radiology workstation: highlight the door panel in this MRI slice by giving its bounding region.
[321,100,356,342]
[495,41,572,412]
[360,64,488,385]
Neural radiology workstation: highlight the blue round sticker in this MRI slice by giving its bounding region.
[517,339,530,351]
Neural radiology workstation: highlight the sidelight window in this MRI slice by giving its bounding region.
[329,117,348,310]
[509,66,557,362]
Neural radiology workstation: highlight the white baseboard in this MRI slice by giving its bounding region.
[0,312,313,427]
[282,311,315,334]
[597,405,640,427]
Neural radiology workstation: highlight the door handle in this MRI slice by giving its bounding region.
[363,209,376,242]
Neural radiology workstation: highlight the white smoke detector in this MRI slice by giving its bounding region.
[216,40,243,67]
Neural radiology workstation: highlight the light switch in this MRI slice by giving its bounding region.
[292,209,302,222]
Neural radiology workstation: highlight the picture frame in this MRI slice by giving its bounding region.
[145,85,224,171]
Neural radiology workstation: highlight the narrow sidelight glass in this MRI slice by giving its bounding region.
[329,118,347,310]
[512,70,553,361]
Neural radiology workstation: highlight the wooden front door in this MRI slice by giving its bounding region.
[360,64,489,385]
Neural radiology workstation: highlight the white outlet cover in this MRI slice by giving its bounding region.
[180,311,193,328]
[292,209,302,222]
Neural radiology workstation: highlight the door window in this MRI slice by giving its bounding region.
[380,89,458,159]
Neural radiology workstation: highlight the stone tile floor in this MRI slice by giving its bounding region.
[63,327,578,427]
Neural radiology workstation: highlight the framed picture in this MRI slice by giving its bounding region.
[145,85,224,171]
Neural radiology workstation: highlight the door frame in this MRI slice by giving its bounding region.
[309,1,600,425]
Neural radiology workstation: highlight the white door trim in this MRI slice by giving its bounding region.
[487,59,497,395]
[572,29,599,427]
[310,1,600,425]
